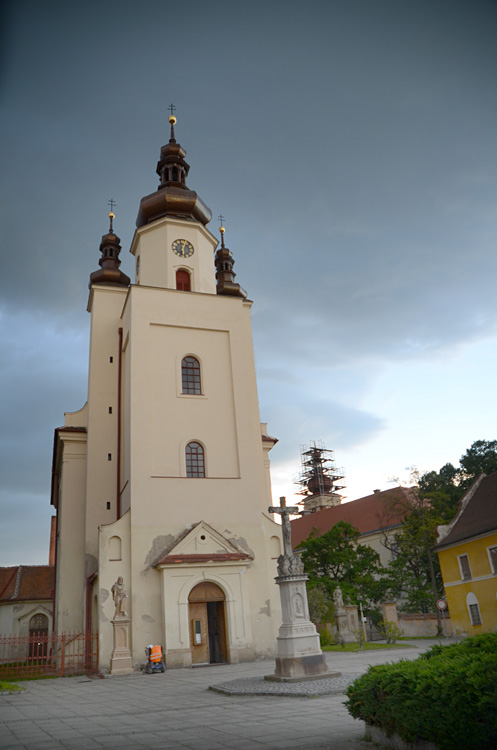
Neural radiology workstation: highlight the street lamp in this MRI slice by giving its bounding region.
[357,594,367,641]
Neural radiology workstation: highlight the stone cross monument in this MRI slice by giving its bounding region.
[266,497,339,682]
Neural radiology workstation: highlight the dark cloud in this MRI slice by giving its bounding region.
[2,0,497,563]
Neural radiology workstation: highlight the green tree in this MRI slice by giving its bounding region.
[458,439,497,488]
[418,462,460,521]
[298,521,387,605]
[307,586,334,626]
[418,440,497,522]
[383,500,444,615]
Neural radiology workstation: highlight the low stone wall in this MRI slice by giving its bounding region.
[398,612,453,637]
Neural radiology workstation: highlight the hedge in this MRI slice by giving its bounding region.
[345,633,497,750]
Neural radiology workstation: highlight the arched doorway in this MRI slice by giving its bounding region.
[28,613,49,660]
[188,582,227,665]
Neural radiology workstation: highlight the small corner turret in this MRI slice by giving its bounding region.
[214,218,247,299]
[89,203,130,289]
[136,108,212,228]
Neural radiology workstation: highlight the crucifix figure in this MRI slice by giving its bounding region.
[268,496,300,558]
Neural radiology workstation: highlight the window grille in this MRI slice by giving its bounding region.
[186,442,205,477]
[182,357,201,394]
[468,603,482,626]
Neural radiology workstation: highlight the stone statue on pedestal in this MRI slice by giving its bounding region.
[110,576,133,675]
[111,576,128,618]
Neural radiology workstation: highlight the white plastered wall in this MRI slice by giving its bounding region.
[98,510,131,669]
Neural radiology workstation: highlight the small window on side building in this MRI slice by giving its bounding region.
[458,553,472,580]
[488,546,497,574]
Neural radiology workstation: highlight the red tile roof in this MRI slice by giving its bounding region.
[434,472,497,550]
[0,566,54,602]
[290,487,412,548]
[156,552,252,565]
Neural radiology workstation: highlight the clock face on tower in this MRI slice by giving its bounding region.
[172,239,194,258]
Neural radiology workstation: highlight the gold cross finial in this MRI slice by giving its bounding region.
[108,199,116,231]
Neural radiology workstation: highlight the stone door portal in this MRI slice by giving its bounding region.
[188,582,227,665]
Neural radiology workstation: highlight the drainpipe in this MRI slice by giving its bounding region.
[117,327,123,521]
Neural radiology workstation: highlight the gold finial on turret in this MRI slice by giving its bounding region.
[218,215,226,247]
[168,103,177,137]
[108,199,116,232]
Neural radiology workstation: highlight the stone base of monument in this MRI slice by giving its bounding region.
[110,618,133,675]
[266,655,340,683]
[266,575,341,683]
[336,610,356,644]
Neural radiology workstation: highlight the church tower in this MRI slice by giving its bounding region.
[51,116,283,670]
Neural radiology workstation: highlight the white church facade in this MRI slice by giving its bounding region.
[50,115,283,671]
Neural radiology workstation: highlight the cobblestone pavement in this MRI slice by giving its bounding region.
[0,639,457,750]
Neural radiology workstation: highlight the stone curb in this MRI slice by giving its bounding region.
[209,672,362,697]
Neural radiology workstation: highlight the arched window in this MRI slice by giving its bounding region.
[186,442,205,477]
[466,592,482,626]
[182,356,201,394]
[29,614,49,634]
[176,269,191,291]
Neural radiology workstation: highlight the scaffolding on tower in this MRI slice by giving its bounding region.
[295,441,345,514]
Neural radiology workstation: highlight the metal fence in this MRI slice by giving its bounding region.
[0,631,98,679]
[365,618,384,642]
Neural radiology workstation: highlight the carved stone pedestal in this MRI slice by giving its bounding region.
[110,618,133,675]
[335,607,356,643]
[266,574,340,683]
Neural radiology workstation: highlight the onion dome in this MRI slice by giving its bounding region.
[89,210,130,288]
[215,222,247,299]
[136,114,212,228]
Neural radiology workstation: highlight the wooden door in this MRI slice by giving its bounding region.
[188,582,227,665]
[189,601,209,664]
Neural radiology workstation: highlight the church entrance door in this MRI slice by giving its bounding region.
[28,614,49,660]
[188,582,227,665]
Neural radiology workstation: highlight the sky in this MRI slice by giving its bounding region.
[1,0,497,566]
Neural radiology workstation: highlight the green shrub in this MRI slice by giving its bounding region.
[378,619,404,644]
[345,634,497,750]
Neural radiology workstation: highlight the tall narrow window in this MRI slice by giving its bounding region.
[176,269,191,291]
[458,554,472,580]
[468,604,482,625]
[186,442,205,477]
[182,356,201,394]
[466,593,482,626]
[488,546,497,574]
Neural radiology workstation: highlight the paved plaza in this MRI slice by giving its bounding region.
[0,639,455,750]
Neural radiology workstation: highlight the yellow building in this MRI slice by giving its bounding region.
[435,472,497,636]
